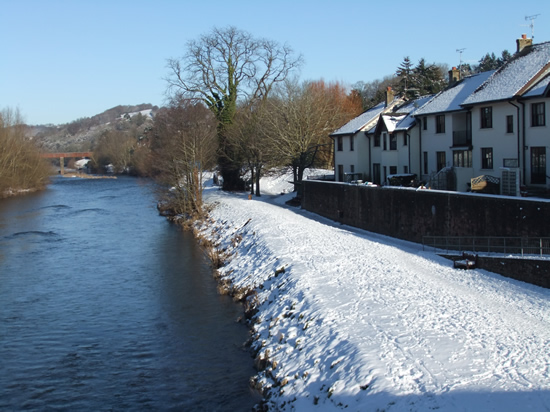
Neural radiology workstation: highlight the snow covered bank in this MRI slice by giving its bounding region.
[196,172,550,411]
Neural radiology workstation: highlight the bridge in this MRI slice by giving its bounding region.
[40,152,93,174]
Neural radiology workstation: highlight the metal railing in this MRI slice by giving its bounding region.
[422,236,550,257]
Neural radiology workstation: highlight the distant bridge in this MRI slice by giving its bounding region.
[40,152,93,174]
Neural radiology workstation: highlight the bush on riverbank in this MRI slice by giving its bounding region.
[0,108,51,197]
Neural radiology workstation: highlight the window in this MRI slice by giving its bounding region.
[423,117,427,130]
[383,133,387,150]
[389,134,397,150]
[436,115,445,133]
[374,134,380,147]
[436,151,446,171]
[389,166,397,175]
[480,106,493,128]
[453,150,472,167]
[403,165,408,173]
[506,115,514,133]
[350,165,355,173]
[481,147,493,169]
[531,102,546,127]
[350,136,354,151]
[337,136,343,151]
[403,134,408,146]
[423,152,428,174]
[337,164,344,182]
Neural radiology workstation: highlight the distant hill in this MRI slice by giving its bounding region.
[28,104,159,152]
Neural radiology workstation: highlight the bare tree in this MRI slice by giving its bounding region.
[0,107,50,196]
[149,98,217,218]
[166,26,302,190]
[226,101,278,196]
[265,79,363,192]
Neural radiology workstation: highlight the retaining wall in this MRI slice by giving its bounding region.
[301,181,550,288]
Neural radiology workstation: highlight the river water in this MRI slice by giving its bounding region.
[0,176,258,411]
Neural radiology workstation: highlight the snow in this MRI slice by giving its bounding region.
[197,171,550,411]
[330,102,387,136]
[414,71,494,115]
[120,109,153,119]
[464,42,550,105]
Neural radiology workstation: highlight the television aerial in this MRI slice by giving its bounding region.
[524,14,540,40]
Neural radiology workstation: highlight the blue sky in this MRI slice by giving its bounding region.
[1,0,549,125]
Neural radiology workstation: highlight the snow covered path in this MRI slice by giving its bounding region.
[199,181,550,411]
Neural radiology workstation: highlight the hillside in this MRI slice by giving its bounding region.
[27,104,159,152]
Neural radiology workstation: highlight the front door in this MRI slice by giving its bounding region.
[531,147,546,184]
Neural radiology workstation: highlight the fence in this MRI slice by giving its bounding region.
[423,236,550,257]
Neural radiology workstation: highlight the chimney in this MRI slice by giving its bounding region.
[448,66,460,85]
[517,33,533,53]
[385,86,394,107]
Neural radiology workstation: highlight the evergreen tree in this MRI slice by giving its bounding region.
[395,56,416,97]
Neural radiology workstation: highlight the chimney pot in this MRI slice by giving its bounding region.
[522,34,527,39]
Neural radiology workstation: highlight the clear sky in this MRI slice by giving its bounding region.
[1,0,549,125]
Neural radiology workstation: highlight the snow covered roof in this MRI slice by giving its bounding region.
[522,74,550,98]
[381,114,405,133]
[330,101,387,136]
[414,71,494,116]
[463,41,550,105]
[393,95,434,131]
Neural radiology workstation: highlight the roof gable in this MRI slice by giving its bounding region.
[521,74,550,98]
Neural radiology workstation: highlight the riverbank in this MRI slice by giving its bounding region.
[195,170,550,411]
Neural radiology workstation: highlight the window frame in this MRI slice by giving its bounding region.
[480,106,493,129]
[389,133,397,150]
[453,150,472,168]
[531,102,546,127]
[506,115,514,133]
[481,147,493,169]
[436,115,445,134]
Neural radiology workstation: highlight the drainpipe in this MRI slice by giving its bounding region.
[406,132,411,174]
[418,120,423,180]
[365,131,371,181]
[520,101,526,186]
[509,100,522,183]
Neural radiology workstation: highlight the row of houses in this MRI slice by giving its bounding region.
[330,35,550,196]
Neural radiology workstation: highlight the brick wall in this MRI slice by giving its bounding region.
[302,181,550,243]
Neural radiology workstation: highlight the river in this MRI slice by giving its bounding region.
[0,176,258,411]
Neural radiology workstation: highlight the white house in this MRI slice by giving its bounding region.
[330,89,403,182]
[462,37,550,192]
[331,35,550,195]
[370,95,433,184]
[412,70,494,191]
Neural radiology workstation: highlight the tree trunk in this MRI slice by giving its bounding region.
[255,164,262,196]
[250,167,255,195]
